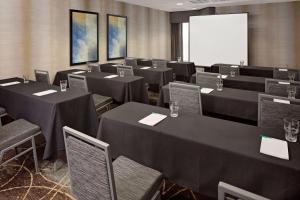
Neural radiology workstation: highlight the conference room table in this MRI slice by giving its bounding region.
[100,63,173,88]
[210,64,274,78]
[97,102,300,200]
[0,78,98,159]
[158,83,258,122]
[167,61,196,82]
[190,73,266,92]
[53,69,148,103]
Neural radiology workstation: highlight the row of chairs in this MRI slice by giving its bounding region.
[125,57,168,68]
[168,81,300,128]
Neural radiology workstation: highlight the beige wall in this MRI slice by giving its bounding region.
[217,1,300,69]
[0,0,171,81]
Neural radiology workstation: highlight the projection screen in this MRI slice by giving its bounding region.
[189,13,248,66]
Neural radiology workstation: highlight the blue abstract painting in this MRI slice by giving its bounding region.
[107,15,127,60]
[71,10,98,66]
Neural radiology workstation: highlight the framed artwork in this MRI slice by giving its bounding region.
[70,10,99,66]
[107,14,127,60]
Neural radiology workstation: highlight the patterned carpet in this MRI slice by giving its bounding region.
[0,150,214,200]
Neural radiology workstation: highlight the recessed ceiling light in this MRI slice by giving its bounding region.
[176,2,184,6]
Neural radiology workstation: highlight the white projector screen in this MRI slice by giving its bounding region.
[189,13,248,66]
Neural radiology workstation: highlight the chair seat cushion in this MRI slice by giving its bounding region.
[113,156,162,200]
[0,119,40,150]
[0,107,6,116]
[92,94,113,109]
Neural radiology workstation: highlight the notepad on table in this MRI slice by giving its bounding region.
[260,136,289,160]
[201,88,214,94]
[273,99,290,104]
[140,67,151,70]
[169,61,177,63]
[33,90,57,97]
[279,68,288,72]
[112,65,119,67]
[72,71,86,74]
[230,65,239,68]
[138,113,167,126]
[218,75,228,79]
[0,81,21,87]
[104,75,119,79]
[278,81,290,85]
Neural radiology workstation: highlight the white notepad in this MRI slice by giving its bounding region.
[279,68,288,72]
[72,71,86,74]
[140,67,151,70]
[104,75,118,79]
[33,90,57,97]
[260,137,289,160]
[273,99,290,104]
[112,65,120,67]
[138,113,167,126]
[169,61,177,63]
[230,65,239,68]
[201,88,214,94]
[278,81,290,85]
[0,81,21,87]
[218,75,228,79]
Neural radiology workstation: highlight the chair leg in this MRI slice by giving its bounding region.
[31,137,39,173]
[0,151,4,166]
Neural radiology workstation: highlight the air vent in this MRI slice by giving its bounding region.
[189,0,230,4]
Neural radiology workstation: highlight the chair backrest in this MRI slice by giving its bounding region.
[169,82,202,115]
[63,126,117,200]
[196,67,205,73]
[152,59,168,68]
[219,65,240,76]
[125,58,137,67]
[195,72,220,89]
[117,65,134,76]
[88,62,101,72]
[34,70,50,84]
[258,93,300,129]
[218,182,270,200]
[67,74,88,92]
[273,68,299,81]
[265,78,300,98]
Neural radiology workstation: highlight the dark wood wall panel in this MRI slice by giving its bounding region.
[217,1,300,69]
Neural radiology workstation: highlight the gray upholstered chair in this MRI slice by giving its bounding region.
[258,93,300,129]
[88,62,101,72]
[125,58,138,67]
[273,68,299,81]
[68,74,113,113]
[152,59,168,68]
[169,82,202,115]
[219,65,240,76]
[195,72,220,89]
[0,107,7,127]
[34,69,50,84]
[63,126,162,200]
[218,182,270,200]
[117,66,134,76]
[0,119,41,172]
[265,78,300,98]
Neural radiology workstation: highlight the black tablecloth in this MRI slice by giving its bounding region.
[158,84,258,122]
[167,62,196,82]
[137,59,153,66]
[100,64,173,87]
[0,78,98,159]
[191,74,266,92]
[53,70,148,103]
[211,64,274,78]
[97,102,300,200]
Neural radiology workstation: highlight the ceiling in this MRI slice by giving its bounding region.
[115,0,299,12]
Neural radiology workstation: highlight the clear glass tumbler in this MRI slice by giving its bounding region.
[216,78,223,91]
[284,118,299,142]
[287,85,296,99]
[60,80,67,92]
[170,101,179,118]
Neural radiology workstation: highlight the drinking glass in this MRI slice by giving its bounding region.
[288,72,296,82]
[240,60,245,67]
[230,70,236,77]
[153,63,158,68]
[287,85,296,99]
[170,101,179,118]
[177,57,182,63]
[87,65,92,73]
[23,75,29,84]
[60,80,67,92]
[216,78,223,91]
[119,70,125,77]
[284,118,299,142]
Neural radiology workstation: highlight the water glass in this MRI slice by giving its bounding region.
[216,78,223,91]
[284,118,299,142]
[240,60,245,67]
[60,80,67,92]
[119,70,125,77]
[170,101,179,118]
[177,57,182,63]
[23,75,29,84]
[287,85,296,99]
[153,63,158,68]
[230,70,236,77]
[288,72,296,82]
